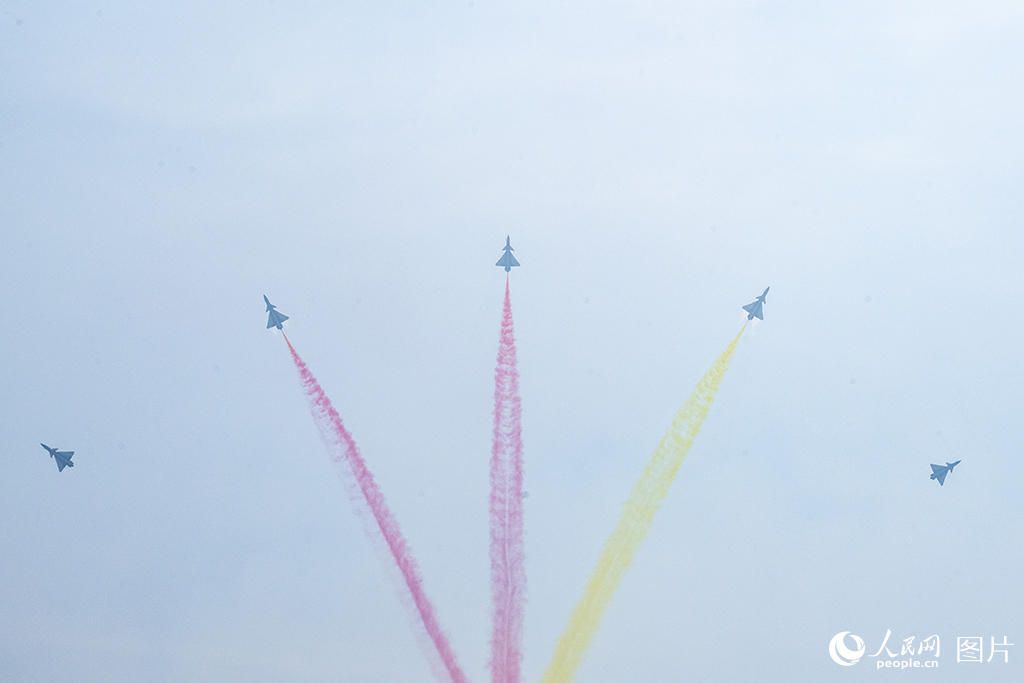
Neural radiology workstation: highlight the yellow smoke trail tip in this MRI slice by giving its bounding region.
[539,325,745,683]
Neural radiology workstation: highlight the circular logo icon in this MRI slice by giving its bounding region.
[830,631,865,666]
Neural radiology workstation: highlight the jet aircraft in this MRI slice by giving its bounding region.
[264,295,289,330]
[40,443,75,472]
[743,287,770,320]
[930,460,961,486]
[496,236,520,272]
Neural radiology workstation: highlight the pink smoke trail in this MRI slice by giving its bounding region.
[283,334,468,683]
[489,277,526,683]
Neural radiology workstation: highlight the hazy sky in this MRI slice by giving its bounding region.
[2,1,1022,681]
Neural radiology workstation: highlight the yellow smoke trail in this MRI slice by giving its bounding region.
[539,326,745,683]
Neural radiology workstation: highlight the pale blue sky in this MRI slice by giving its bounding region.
[1,1,1022,681]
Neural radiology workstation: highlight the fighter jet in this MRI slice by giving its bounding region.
[40,443,74,472]
[930,460,961,486]
[495,236,520,273]
[742,287,770,320]
[264,295,289,330]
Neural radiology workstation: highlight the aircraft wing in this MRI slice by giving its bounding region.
[267,311,289,328]
[57,451,74,458]
[934,469,948,485]
[930,464,944,474]
[742,302,763,319]
[56,459,67,472]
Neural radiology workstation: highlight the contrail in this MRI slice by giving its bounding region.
[284,334,469,683]
[538,326,745,683]
[489,278,526,683]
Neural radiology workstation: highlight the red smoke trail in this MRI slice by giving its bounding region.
[489,278,526,683]
[283,334,468,683]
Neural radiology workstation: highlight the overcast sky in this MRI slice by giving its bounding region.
[2,1,1022,681]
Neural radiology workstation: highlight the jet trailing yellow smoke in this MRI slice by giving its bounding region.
[539,326,745,683]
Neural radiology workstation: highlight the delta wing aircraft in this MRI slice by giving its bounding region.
[930,460,961,486]
[743,287,770,320]
[40,443,74,472]
[496,236,520,272]
[264,295,289,330]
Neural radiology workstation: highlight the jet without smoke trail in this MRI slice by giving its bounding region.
[930,460,961,486]
[496,236,520,273]
[40,443,74,472]
[264,295,289,330]
[743,287,770,320]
